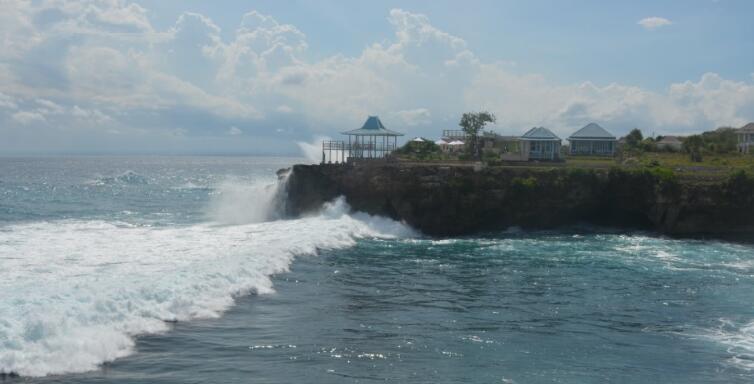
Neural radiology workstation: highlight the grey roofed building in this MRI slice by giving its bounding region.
[567,123,617,156]
[520,127,561,160]
[521,126,561,140]
[655,135,683,151]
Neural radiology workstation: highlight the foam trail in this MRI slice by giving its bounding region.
[699,319,754,370]
[0,192,414,377]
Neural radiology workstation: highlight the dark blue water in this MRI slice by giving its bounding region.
[2,157,754,383]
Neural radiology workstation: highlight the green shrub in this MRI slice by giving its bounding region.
[512,176,538,189]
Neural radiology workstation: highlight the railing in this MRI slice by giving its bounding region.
[321,141,398,164]
[442,130,469,140]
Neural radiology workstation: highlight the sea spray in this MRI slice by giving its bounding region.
[206,169,290,224]
[297,136,350,164]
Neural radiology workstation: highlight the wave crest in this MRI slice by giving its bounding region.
[0,191,414,376]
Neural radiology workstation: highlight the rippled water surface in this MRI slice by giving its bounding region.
[2,157,754,383]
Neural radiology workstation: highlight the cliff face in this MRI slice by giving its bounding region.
[283,163,754,238]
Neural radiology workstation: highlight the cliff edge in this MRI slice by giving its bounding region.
[283,163,754,239]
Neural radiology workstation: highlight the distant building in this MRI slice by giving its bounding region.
[567,123,616,156]
[655,136,683,152]
[738,123,754,154]
[521,127,562,160]
[441,129,469,141]
[446,140,465,153]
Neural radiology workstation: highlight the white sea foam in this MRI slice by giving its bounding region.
[697,319,754,370]
[0,181,413,376]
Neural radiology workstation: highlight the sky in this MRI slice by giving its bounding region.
[1,0,753,155]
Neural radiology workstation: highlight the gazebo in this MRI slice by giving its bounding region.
[342,116,403,159]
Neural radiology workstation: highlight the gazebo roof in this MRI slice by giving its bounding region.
[568,123,616,140]
[521,127,560,141]
[342,116,404,136]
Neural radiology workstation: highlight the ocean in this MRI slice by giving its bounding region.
[1,156,754,383]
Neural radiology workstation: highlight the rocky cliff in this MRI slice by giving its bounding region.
[282,163,754,239]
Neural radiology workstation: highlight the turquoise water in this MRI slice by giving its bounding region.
[2,157,754,383]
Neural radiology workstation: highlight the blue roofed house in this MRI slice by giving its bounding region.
[567,123,617,156]
[520,127,562,160]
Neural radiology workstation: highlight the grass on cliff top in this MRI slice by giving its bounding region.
[394,151,754,182]
[564,152,754,181]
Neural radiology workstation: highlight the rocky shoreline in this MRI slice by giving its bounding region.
[281,162,754,239]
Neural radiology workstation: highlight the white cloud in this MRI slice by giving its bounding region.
[638,17,673,30]
[36,99,65,114]
[12,111,46,125]
[0,2,751,154]
[71,105,112,124]
[394,108,432,126]
[0,92,18,109]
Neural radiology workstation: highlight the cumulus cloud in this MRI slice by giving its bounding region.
[0,92,18,109]
[638,17,673,30]
[0,1,751,154]
[12,111,46,125]
[394,108,432,126]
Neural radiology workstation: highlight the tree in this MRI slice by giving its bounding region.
[624,128,644,149]
[682,134,704,162]
[701,127,738,154]
[459,111,496,160]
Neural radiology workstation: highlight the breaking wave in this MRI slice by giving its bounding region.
[87,170,149,186]
[0,173,414,376]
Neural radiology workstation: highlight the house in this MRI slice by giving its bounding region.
[521,127,562,160]
[738,123,754,154]
[655,136,683,152]
[567,123,616,156]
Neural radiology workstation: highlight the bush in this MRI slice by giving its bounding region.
[394,140,441,160]
[512,176,538,189]
[482,150,499,163]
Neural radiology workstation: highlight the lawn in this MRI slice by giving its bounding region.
[565,152,754,181]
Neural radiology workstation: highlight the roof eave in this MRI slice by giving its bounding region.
[567,137,616,141]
